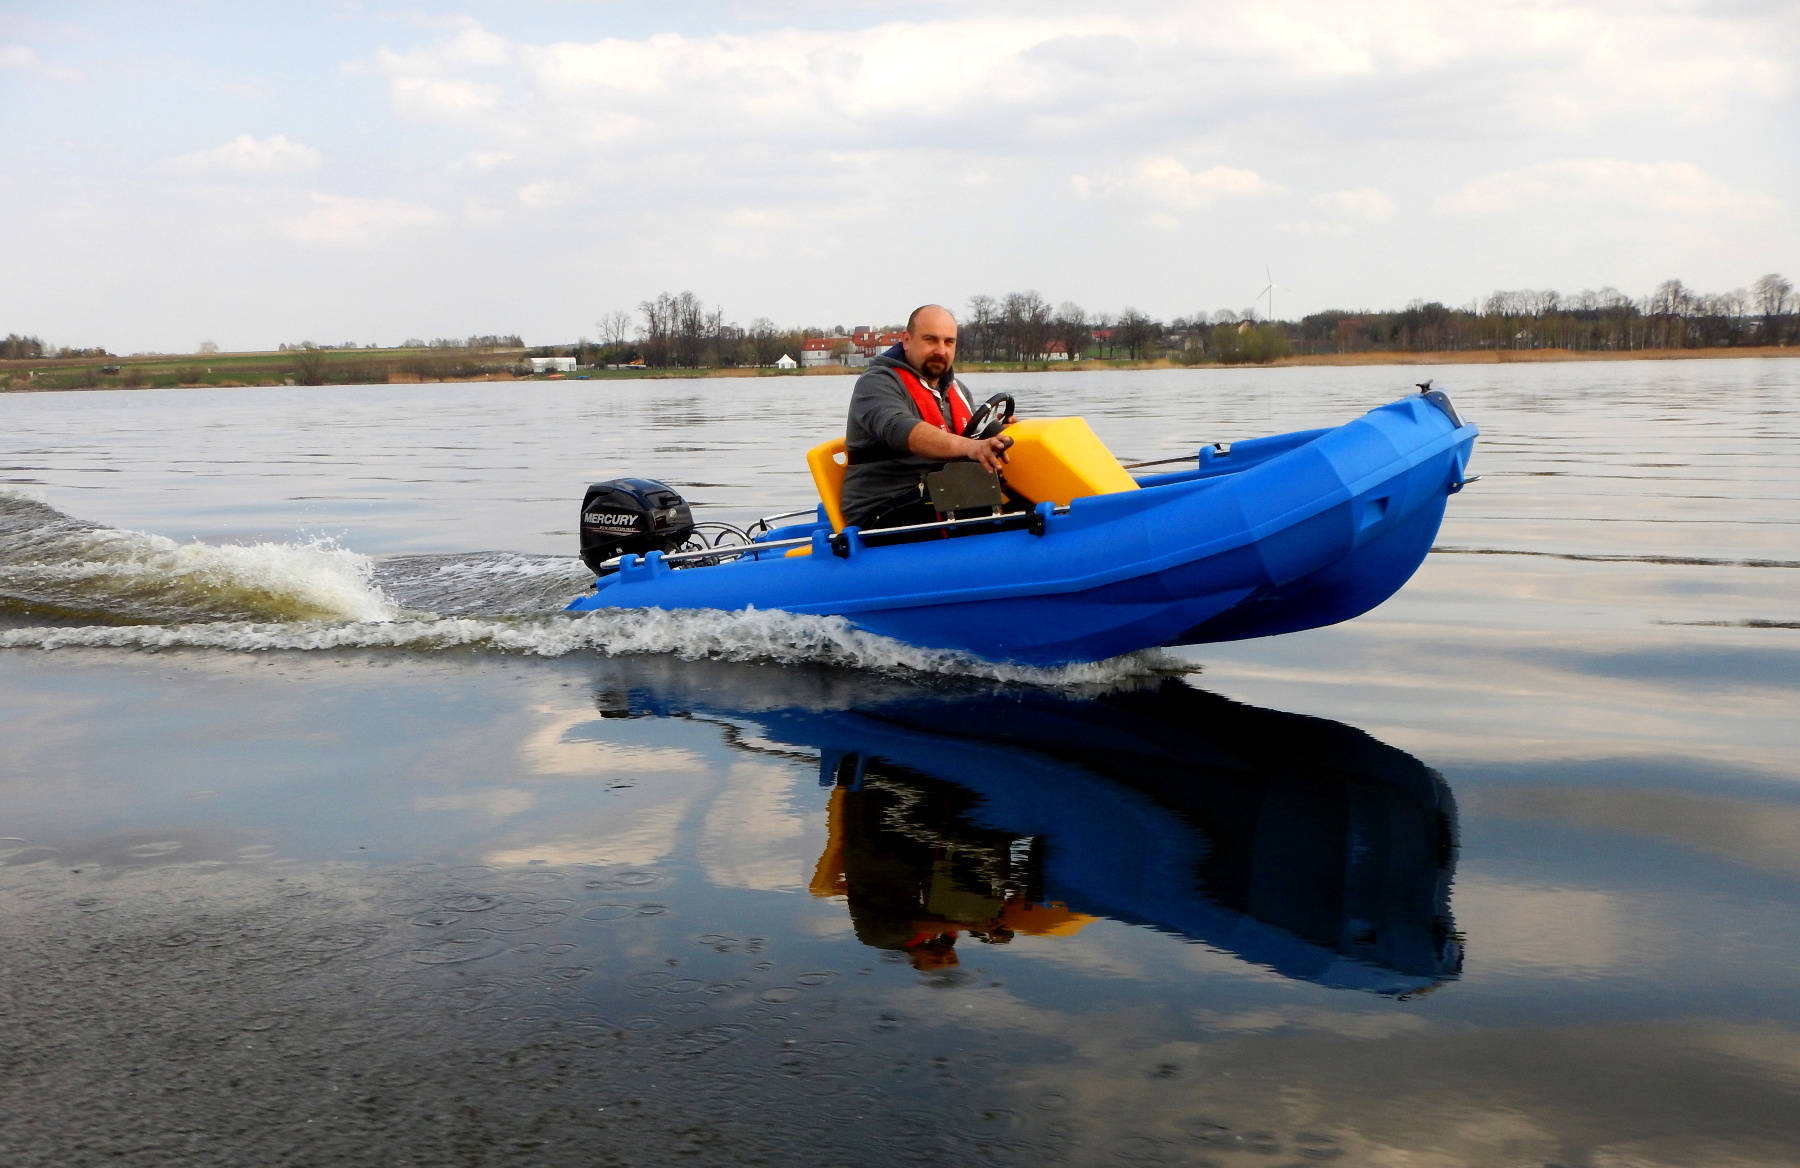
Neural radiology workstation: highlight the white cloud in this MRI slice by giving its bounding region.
[698,760,810,892]
[1080,156,1277,229]
[415,788,536,817]
[0,44,79,82]
[5,2,1797,351]
[1439,159,1777,218]
[1451,874,1652,977]
[1121,156,1277,208]
[1312,187,1395,222]
[386,76,503,121]
[280,193,441,244]
[517,708,704,775]
[354,4,1796,161]
[1274,220,1354,238]
[169,134,323,174]
[483,799,692,867]
[1276,186,1396,236]
[517,180,582,208]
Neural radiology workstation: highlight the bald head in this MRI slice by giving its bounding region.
[902,304,957,381]
[906,303,954,333]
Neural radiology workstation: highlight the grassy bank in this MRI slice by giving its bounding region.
[0,346,533,392]
[4,344,1794,393]
[1267,345,1799,368]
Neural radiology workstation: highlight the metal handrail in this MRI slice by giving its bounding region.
[849,509,1045,541]
[594,504,1069,574]
[751,507,817,529]
[594,534,814,573]
[1123,441,1230,470]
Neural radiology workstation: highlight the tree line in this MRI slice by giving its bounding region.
[579,273,1795,369]
[1,334,110,360]
[578,293,817,369]
[7,273,1793,373]
[1292,275,1796,356]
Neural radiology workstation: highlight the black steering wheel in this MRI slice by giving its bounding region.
[963,392,1015,440]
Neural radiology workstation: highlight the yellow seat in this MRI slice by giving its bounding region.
[998,417,1138,505]
[807,437,850,531]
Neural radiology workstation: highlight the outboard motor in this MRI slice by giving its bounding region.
[579,478,695,575]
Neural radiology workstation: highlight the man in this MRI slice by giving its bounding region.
[840,304,1012,531]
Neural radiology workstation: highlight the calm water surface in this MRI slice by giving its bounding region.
[2,360,1797,1166]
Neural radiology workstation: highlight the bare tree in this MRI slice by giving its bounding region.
[1091,313,1115,359]
[1642,280,1696,348]
[638,294,672,366]
[1752,273,1793,318]
[0,334,46,359]
[597,311,633,349]
[674,295,708,367]
[1646,279,1695,317]
[1116,308,1160,360]
[744,317,786,366]
[1054,302,1089,361]
[1002,291,1053,362]
[637,291,710,367]
[965,294,999,363]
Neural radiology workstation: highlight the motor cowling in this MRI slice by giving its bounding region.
[579,478,695,574]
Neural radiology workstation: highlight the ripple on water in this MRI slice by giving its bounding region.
[409,931,506,965]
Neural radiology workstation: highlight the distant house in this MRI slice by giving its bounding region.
[852,329,905,359]
[800,338,849,367]
[774,353,798,369]
[1044,340,1070,361]
[530,356,577,373]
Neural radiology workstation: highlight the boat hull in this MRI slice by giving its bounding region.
[566,393,1478,665]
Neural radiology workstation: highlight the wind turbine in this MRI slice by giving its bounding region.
[1257,265,1288,323]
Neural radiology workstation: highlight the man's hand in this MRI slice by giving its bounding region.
[967,434,1013,473]
[906,423,1012,472]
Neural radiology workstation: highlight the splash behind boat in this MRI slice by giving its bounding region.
[565,387,1479,665]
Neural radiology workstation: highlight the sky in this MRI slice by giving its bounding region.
[1,0,1795,353]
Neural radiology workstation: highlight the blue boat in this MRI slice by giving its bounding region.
[566,386,1478,665]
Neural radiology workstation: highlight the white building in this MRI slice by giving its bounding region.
[774,353,798,369]
[529,356,577,373]
[799,338,842,367]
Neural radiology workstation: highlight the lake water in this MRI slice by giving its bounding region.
[2,360,1797,1167]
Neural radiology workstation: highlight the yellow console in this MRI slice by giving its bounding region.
[998,417,1139,506]
[803,418,1135,533]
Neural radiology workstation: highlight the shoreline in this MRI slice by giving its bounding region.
[1266,345,1798,368]
[2,345,1794,393]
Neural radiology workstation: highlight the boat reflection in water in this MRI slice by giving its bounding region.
[628,671,1461,996]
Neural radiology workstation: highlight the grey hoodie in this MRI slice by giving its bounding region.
[840,344,973,528]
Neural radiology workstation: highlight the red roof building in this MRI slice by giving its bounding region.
[800,337,852,367]
[851,329,905,358]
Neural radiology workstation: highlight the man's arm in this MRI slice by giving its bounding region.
[905,423,1011,473]
[849,368,1010,471]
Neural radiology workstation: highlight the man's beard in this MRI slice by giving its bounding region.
[919,354,950,378]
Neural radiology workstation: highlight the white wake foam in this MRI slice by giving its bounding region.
[1,490,396,623]
[0,606,1187,687]
[51,530,398,621]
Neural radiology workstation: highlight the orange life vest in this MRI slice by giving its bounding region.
[892,364,972,436]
